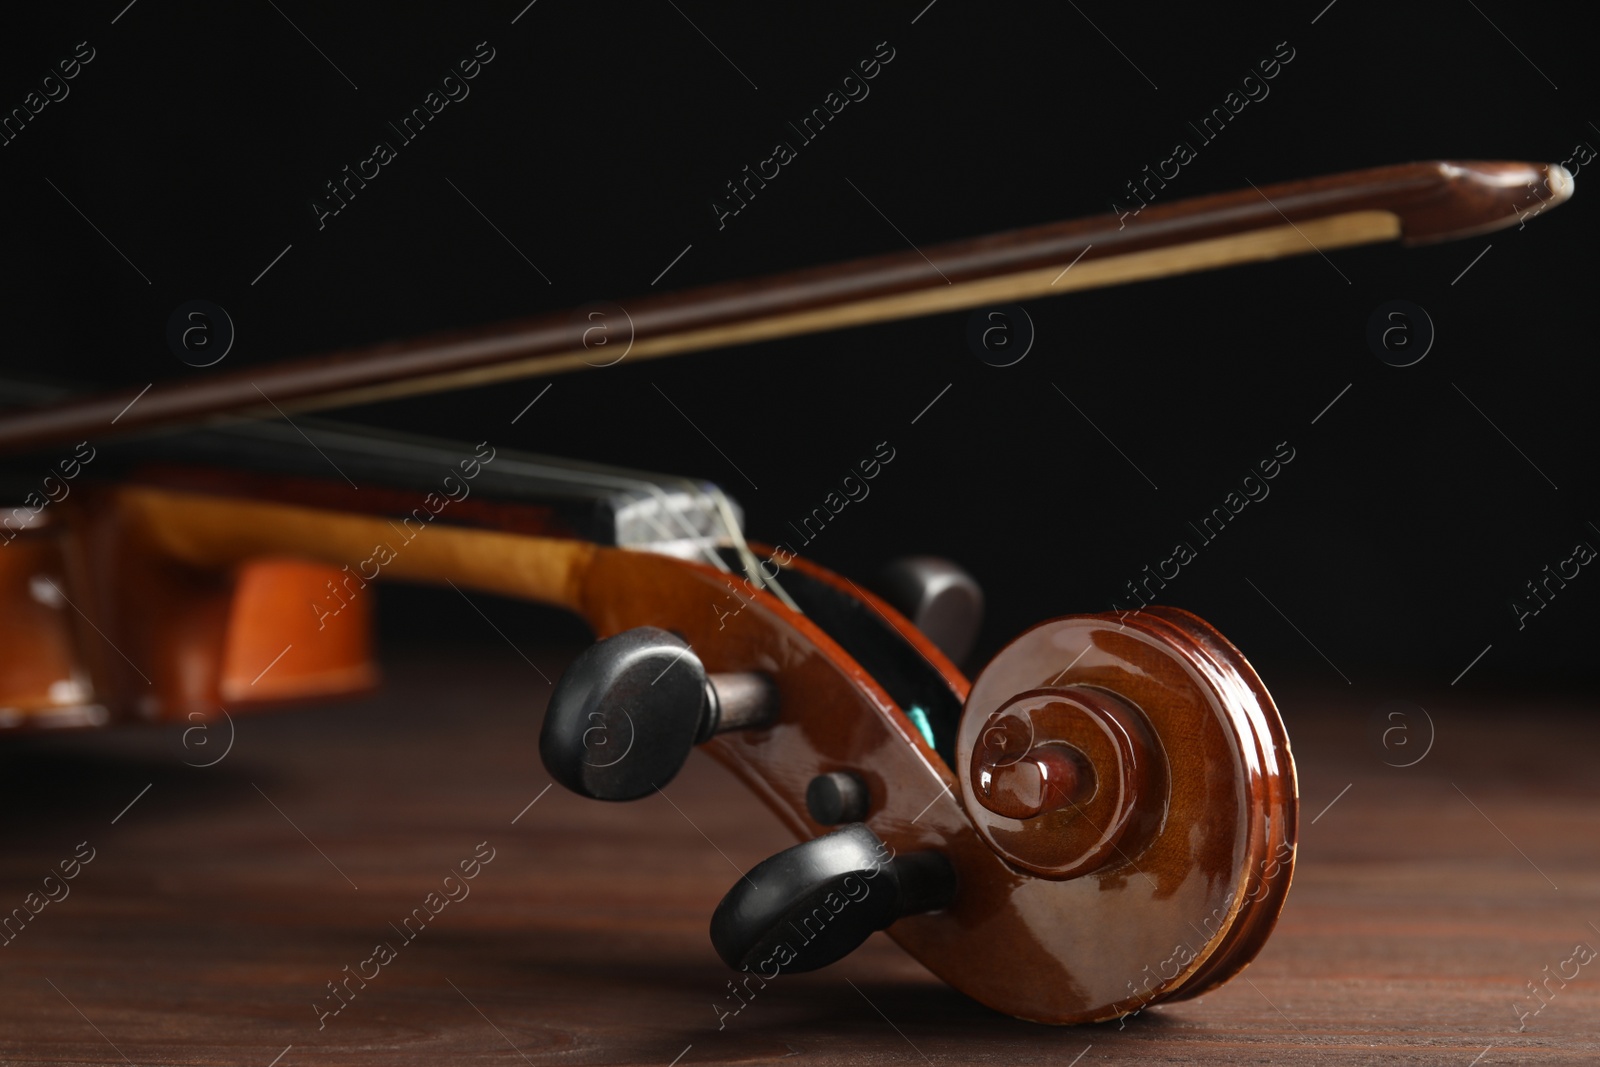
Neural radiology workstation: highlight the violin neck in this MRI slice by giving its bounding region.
[0,398,743,559]
[173,420,738,552]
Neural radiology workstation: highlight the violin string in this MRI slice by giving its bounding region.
[622,482,737,576]
[704,483,800,613]
[649,482,730,573]
[631,472,799,612]
[617,481,740,578]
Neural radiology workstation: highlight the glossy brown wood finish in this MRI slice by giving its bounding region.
[971,728,1087,822]
[965,685,1160,878]
[48,488,381,725]
[52,484,1297,1024]
[0,161,1570,455]
[0,531,100,727]
[579,548,1190,1024]
[955,611,1297,1020]
[1136,606,1297,1003]
[216,558,379,705]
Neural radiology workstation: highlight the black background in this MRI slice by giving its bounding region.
[2,1,1594,701]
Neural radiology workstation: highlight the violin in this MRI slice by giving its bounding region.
[0,160,1571,1025]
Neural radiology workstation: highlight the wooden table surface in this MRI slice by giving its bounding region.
[2,646,1596,1066]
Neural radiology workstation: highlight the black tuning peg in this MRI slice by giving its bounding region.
[879,556,984,665]
[710,823,955,974]
[540,626,777,801]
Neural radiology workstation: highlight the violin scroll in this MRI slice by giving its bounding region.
[962,682,1164,880]
[542,555,1297,1023]
[953,607,1298,1012]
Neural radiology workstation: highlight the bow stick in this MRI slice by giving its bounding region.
[0,160,1571,454]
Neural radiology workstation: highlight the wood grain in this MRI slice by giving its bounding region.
[0,649,1595,1065]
